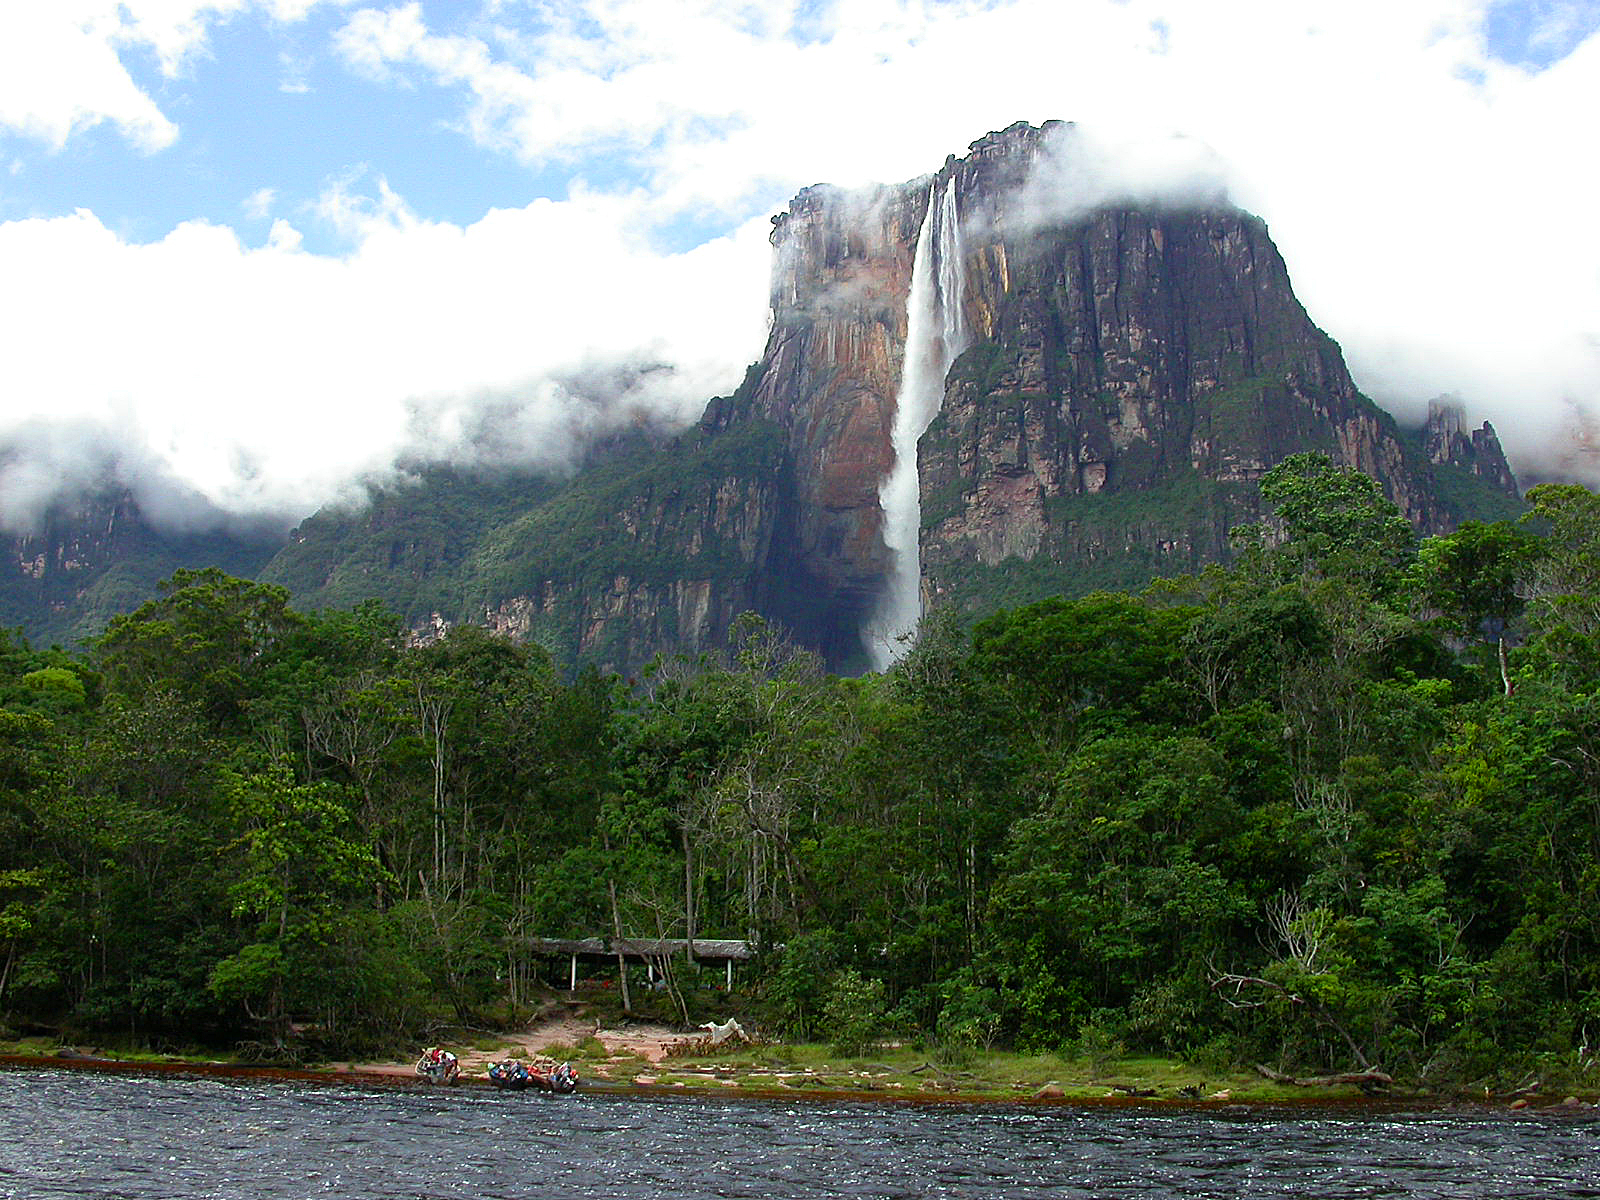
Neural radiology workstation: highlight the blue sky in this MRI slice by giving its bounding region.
[1,6,569,251]
[0,0,1597,528]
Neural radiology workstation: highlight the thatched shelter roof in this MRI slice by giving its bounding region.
[523,937,755,963]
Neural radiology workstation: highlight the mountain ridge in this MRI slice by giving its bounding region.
[1,122,1523,668]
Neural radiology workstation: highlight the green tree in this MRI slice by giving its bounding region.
[1520,483,1600,680]
[987,734,1249,1049]
[209,769,388,1041]
[1413,520,1539,694]
[94,568,302,729]
[1258,452,1417,589]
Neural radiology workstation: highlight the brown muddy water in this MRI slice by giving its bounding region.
[1,1065,1597,1198]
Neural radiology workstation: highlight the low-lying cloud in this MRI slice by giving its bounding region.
[1001,122,1233,231]
[0,190,772,534]
[990,113,1600,488]
[0,417,271,540]
[1,0,1598,537]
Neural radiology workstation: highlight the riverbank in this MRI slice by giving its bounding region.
[12,1066,1598,1200]
[6,1018,1597,1110]
[297,1012,1326,1102]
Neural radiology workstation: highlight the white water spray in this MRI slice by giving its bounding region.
[865,179,969,670]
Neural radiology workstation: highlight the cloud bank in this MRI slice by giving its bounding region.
[1001,123,1233,232]
[0,0,1597,534]
[0,190,771,532]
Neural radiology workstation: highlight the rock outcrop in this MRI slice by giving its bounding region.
[0,491,279,646]
[6,121,1523,668]
[461,426,790,672]
[265,121,1523,674]
[740,120,1520,644]
[1423,397,1519,497]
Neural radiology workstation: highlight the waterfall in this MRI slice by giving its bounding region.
[864,178,968,670]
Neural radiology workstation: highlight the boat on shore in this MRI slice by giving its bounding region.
[487,1058,578,1093]
[414,1047,460,1085]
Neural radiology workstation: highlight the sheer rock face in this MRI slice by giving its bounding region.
[747,121,1518,631]
[917,198,1444,596]
[750,182,925,638]
[476,469,784,671]
[746,124,1064,649]
[479,576,739,666]
[1,492,278,646]
[1423,397,1520,497]
[16,122,1521,667]
[453,119,1519,671]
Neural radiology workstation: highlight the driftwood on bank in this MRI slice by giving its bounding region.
[1254,1063,1394,1091]
[910,1061,972,1078]
[662,1017,759,1059]
[699,1017,748,1046]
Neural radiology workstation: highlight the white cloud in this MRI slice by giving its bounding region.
[0,3,182,151]
[331,0,1600,484]
[243,187,277,219]
[1001,124,1232,232]
[0,1,336,151]
[0,187,771,530]
[2,0,1598,534]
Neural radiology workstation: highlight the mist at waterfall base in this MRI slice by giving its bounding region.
[863,180,970,671]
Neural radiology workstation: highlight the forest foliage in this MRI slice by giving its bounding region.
[2,455,1598,1089]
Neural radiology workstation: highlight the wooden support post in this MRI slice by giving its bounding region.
[726,959,734,991]
[569,954,577,992]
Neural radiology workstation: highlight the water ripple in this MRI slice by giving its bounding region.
[1,1069,1597,1199]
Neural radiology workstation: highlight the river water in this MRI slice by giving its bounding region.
[2,1068,1597,1199]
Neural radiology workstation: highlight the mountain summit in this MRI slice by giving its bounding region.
[6,123,1520,666]
[651,120,1518,668]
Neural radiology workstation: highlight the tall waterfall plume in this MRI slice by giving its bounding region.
[865,178,969,670]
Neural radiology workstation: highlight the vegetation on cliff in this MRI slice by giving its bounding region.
[1,459,1597,1097]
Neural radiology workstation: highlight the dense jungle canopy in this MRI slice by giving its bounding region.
[2,455,1598,1089]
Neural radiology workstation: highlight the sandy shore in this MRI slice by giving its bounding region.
[327,1011,687,1081]
[7,1047,1596,1112]
[11,1017,1596,1110]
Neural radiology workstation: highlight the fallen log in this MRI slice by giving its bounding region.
[1254,1064,1394,1091]
[908,1062,976,1080]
